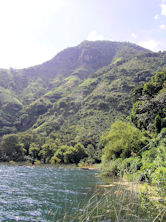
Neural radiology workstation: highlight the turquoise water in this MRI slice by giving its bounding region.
[0,165,101,221]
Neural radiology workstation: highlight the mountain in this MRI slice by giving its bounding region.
[0,40,166,146]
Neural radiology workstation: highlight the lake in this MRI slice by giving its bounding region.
[0,165,101,221]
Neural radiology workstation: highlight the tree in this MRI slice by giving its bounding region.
[64,143,88,164]
[101,120,147,161]
[40,139,61,163]
[50,143,88,164]
[0,134,25,161]
[51,145,69,164]
[29,143,40,160]
[19,132,34,155]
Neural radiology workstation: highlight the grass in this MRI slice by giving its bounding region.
[48,177,166,222]
[73,181,166,222]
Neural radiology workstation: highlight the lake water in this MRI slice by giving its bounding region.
[0,165,101,221]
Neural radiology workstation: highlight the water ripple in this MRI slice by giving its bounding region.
[0,165,100,221]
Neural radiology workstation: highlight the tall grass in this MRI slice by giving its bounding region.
[73,182,166,222]
[48,174,166,221]
[49,179,166,222]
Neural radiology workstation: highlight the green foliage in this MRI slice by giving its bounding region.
[65,143,88,164]
[143,81,156,96]
[40,138,61,163]
[151,167,166,187]
[148,70,166,95]
[29,143,40,159]
[19,132,35,155]
[101,156,142,177]
[154,114,162,134]
[101,120,147,161]
[0,134,25,161]
[131,69,166,133]
[50,143,88,164]
[51,145,69,164]
[126,69,166,199]
[130,101,144,129]
[79,78,98,87]
[138,129,166,183]
[101,159,122,176]
[120,157,142,175]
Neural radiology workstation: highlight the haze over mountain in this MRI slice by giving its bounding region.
[0,40,166,145]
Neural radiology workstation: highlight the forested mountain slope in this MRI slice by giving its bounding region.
[131,70,166,133]
[0,40,166,146]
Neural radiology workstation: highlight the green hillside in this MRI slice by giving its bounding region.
[0,40,166,147]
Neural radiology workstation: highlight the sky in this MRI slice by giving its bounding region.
[0,0,165,69]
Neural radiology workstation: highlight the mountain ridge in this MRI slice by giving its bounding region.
[14,40,151,81]
[0,40,165,145]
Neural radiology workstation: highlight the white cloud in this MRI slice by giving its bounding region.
[160,4,166,16]
[131,33,137,38]
[154,14,159,19]
[87,31,104,41]
[160,24,166,29]
[138,40,160,51]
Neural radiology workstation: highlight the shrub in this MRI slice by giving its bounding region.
[101,120,147,161]
[101,159,122,177]
[151,167,166,187]
[140,144,166,182]
[102,157,142,177]
[151,167,166,198]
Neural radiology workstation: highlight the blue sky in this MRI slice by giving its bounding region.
[0,0,165,68]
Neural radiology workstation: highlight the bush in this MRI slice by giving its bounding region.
[140,144,166,182]
[120,157,142,175]
[151,167,166,199]
[101,120,147,161]
[102,157,142,177]
[101,159,122,177]
[151,167,166,187]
